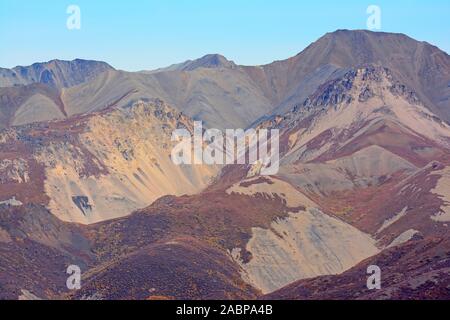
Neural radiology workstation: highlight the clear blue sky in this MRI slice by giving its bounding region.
[1,0,449,71]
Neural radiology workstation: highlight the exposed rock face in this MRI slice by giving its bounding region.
[255,65,450,249]
[299,66,421,109]
[71,196,92,216]
[264,238,450,300]
[235,208,379,294]
[218,63,450,297]
[42,102,217,223]
[267,30,450,123]
[1,100,218,224]
[272,65,450,167]
[228,177,379,293]
[430,166,450,222]
[0,158,29,184]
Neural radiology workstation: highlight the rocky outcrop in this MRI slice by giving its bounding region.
[0,158,29,184]
[33,100,219,223]
[0,100,219,224]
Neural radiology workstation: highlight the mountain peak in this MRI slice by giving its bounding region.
[325,29,411,39]
[150,54,236,73]
[178,54,236,71]
[276,29,450,122]
[314,29,445,55]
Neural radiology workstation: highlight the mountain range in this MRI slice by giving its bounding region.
[0,29,449,300]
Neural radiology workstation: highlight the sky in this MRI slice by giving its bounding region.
[1,0,449,71]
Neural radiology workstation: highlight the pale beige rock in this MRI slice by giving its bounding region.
[234,208,379,294]
[387,229,420,248]
[431,167,450,222]
[37,102,219,224]
[377,207,408,234]
[228,177,379,294]
[0,196,23,207]
[226,176,316,208]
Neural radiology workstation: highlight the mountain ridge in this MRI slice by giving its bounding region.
[1,30,449,129]
[0,59,114,89]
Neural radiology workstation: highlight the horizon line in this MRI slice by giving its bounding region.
[1,29,448,72]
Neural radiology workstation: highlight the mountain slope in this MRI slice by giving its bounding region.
[264,237,450,300]
[2,30,448,130]
[261,30,450,122]
[216,64,450,294]
[0,84,67,129]
[0,100,218,224]
[75,31,449,129]
[54,67,274,129]
[69,237,258,300]
[0,204,94,299]
[253,65,450,241]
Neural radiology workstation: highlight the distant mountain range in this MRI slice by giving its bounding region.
[0,59,113,88]
[0,30,449,300]
[1,30,449,130]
